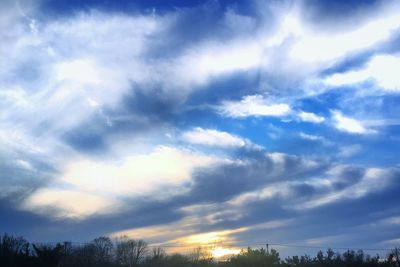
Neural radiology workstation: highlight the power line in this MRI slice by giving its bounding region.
[267,243,394,251]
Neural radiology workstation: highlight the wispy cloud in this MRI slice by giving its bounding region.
[325,54,400,92]
[339,144,362,158]
[331,111,375,135]
[298,111,325,123]
[298,168,394,209]
[183,128,248,148]
[218,95,290,118]
[289,5,400,64]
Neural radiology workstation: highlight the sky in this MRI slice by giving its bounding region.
[1,0,400,258]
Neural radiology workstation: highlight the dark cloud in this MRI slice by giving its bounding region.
[63,130,107,153]
[300,0,383,28]
[0,200,52,237]
[184,149,326,203]
[0,150,56,202]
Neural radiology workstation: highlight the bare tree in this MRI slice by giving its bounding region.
[0,234,30,256]
[116,236,148,267]
[152,247,166,260]
[190,246,213,265]
[389,247,400,267]
[91,236,114,265]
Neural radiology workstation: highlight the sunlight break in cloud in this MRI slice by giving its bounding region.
[183,128,247,148]
[219,95,290,118]
[331,111,375,135]
[22,146,219,219]
[325,54,400,92]
[59,146,217,196]
[22,189,119,220]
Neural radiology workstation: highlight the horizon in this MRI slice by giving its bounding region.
[1,0,400,258]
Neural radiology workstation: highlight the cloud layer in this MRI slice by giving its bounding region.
[1,0,400,256]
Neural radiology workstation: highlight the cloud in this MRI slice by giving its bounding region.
[331,110,375,134]
[299,133,322,141]
[299,133,332,146]
[218,95,290,118]
[339,144,362,157]
[289,6,400,64]
[184,150,323,204]
[325,54,400,92]
[182,128,247,148]
[374,216,400,226]
[223,163,387,212]
[1,0,400,250]
[298,168,395,209]
[177,39,264,87]
[298,111,325,123]
[21,146,220,219]
[21,189,119,220]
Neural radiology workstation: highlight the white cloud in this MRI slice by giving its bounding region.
[331,110,375,134]
[21,189,119,220]
[22,146,219,219]
[298,111,325,123]
[182,128,247,148]
[299,168,393,209]
[218,95,290,118]
[60,146,216,196]
[325,54,400,92]
[177,40,264,87]
[289,9,400,64]
[0,12,165,163]
[299,132,326,142]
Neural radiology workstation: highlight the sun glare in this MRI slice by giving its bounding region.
[212,247,241,258]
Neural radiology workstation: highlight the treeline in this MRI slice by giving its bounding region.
[1,233,400,267]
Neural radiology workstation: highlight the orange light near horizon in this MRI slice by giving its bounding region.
[212,246,241,258]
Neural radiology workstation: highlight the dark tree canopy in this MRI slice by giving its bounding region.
[0,233,399,267]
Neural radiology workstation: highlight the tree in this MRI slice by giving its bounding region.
[316,250,325,264]
[91,236,114,266]
[144,247,166,267]
[190,246,214,265]
[389,248,400,267]
[230,247,280,267]
[116,236,148,267]
[0,234,31,267]
[33,243,65,267]
[326,248,335,262]
[164,253,190,267]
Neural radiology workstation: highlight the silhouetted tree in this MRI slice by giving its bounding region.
[0,234,31,267]
[116,236,148,267]
[230,247,280,267]
[1,233,400,267]
[389,248,400,267]
[144,247,166,267]
[33,243,64,267]
[190,246,214,266]
[164,253,190,267]
[92,236,114,266]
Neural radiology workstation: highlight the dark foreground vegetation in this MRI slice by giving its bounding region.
[1,234,400,267]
